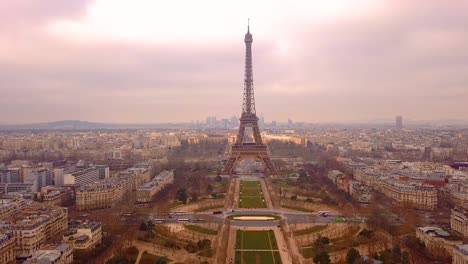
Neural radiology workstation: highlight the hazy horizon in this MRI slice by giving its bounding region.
[1,0,468,124]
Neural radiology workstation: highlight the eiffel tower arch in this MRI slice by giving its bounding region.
[221,22,277,176]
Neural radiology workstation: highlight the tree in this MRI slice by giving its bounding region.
[313,251,331,264]
[206,184,213,194]
[154,257,169,264]
[401,251,410,264]
[106,255,130,264]
[197,239,211,250]
[184,242,198,253]
[176,188,188,204]
[147,220,155,230]
[139,222,148,231]
[391,244,402,262]
[314,236,330,250]
[346,248,361,264]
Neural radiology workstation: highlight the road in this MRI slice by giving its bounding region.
[145,209,345,225]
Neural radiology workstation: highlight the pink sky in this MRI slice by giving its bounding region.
[1,0,468,124]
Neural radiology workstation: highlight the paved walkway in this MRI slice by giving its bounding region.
[132,240,207,264]
[260,179,274,209]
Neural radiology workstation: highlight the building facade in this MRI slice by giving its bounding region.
[4,204,68,258]
[63,221,102,250]
[452,208,468,238]
[0,232,15,264]
[136,170,174,203]
[453,244,468,264]
[23,243,73,264]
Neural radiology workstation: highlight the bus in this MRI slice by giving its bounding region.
[178,218,190,223]
[317,211,331,217]
[173,211,186,216]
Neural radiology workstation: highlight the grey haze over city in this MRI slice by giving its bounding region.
[1,0,468,124]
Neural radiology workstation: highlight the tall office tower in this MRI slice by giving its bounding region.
[396,115,403,130]
[221,22,277,175]
[288,118,293,128]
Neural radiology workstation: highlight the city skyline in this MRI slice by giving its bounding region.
[1,0,468,124]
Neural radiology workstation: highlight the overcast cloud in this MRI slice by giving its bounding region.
[1,0,467,124]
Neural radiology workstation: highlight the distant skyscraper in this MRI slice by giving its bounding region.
[259,114,265,127]
[288,118,293,128]
[206,116,216,126]
[396,115,403,130]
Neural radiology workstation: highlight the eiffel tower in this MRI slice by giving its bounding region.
[221,22,277,176]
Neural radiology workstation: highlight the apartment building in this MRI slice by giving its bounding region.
[416,226,462,257]
[0,168,21,183]
[41,186,74,207]
[23,243,73,264]
[0,232,15,264]
[447,184,468,210]
[136,170,174,203]
[452,208,468,238]
[63,221,102,250]
[0,199,29,220]
[4,204,68,258]
[453,244,468,264]
[63,168,100,186]
[379,180,437,210]
[348,181,372,203]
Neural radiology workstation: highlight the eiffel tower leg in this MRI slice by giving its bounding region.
[221,156,238,175]
[236,126,245,145]
[261,156,277,175]
[252,124,263,144]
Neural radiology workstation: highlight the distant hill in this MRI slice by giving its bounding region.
[0,120,188,131]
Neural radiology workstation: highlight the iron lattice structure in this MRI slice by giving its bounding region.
[221,24,277,176]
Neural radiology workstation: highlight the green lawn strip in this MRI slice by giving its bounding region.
[239,196,266,208]
[293,225,327,236]
[273,251,282,264]
[236,230,242,249]
[242,231,273,250]
[240,251,276,264]
[267,230,278,250]
[235,251,242,264]
[240,181,262,188]
[184,225,217,235]
[239,180,266,208]
[267,231,276,264]
[239,188,263,196]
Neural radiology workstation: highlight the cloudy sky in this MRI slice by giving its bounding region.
[1,0,468,124]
